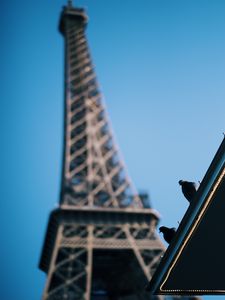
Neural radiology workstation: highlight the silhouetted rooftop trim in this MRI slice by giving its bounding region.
[147,136,225,295]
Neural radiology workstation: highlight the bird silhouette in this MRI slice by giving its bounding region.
[159,226,176,244]
[179,180,198,202]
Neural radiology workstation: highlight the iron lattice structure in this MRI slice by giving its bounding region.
[39,3,196,300]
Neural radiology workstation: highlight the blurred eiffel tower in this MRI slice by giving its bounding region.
[39,2,199,300]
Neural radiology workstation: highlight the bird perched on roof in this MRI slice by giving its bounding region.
[179,180,198,202]
[159,226,176,244]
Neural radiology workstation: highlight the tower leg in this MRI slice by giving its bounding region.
[42,225,64,300]
[85,225,93,300]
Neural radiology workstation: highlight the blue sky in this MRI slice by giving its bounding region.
[1,0,225,299]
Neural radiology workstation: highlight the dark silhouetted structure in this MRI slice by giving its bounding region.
[148,138,225,296]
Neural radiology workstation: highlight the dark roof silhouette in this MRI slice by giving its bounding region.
[147,137,225,296]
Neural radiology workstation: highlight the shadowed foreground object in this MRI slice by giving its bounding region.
[159,226,176,244]
[179,180,198,202]
[147,137,225,295]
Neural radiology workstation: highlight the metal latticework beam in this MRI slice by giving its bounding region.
[59,5,144,209]
[41,209,165,300]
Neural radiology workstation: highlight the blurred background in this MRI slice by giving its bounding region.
[1,0,225,299]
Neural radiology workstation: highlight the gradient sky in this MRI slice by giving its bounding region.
[1,0,225,299]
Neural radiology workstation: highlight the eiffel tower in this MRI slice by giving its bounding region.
[40,2,173,299]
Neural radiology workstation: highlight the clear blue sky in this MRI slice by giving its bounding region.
[1,0,225,299]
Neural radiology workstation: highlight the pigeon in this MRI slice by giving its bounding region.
[179,180,198,202]
[159,226,176,244]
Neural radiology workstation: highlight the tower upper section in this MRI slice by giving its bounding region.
[58,2,157,212]
[59,4,88,35]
